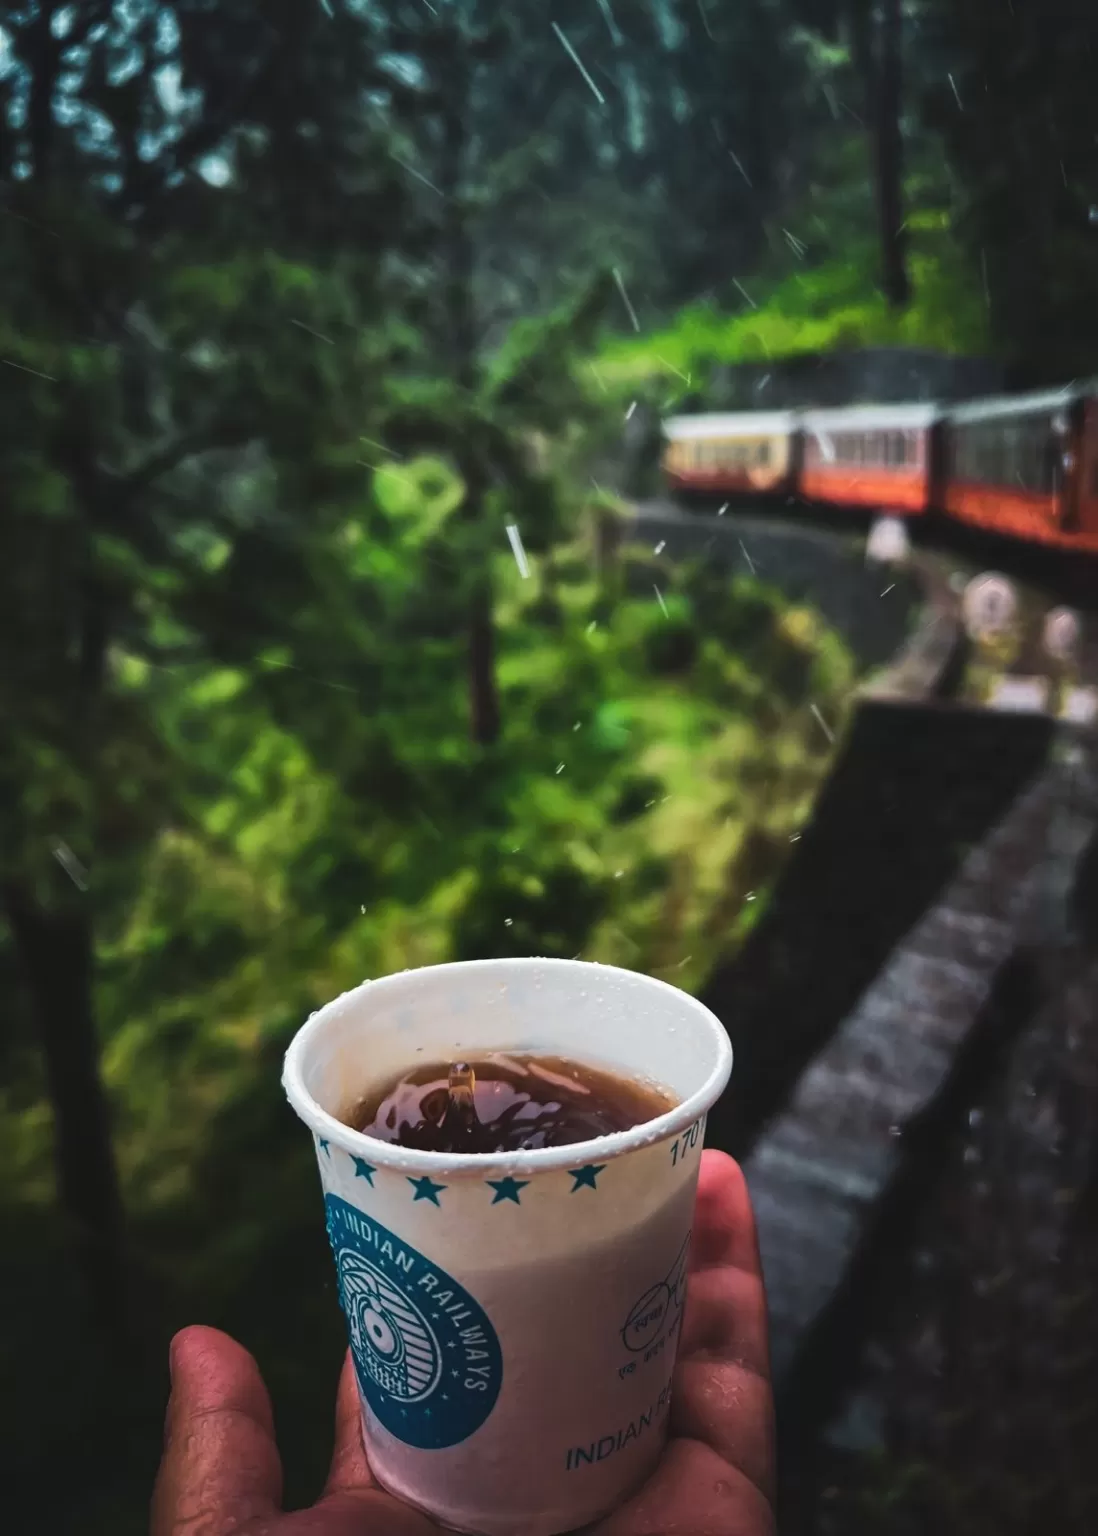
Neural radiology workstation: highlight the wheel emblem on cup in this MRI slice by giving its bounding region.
[340,1254,438,1398]
[326,1195,503,1449]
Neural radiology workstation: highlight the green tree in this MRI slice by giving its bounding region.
[364,3,617,742]
[0,0,410,1330]
[918,0,1098,376]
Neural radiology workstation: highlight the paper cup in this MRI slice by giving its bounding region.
[283,958,732,1536]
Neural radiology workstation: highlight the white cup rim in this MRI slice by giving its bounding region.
[282,957,733,1177]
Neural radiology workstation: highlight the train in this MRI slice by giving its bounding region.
[661,384,1098,556]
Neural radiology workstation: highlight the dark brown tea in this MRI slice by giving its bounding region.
[346,1053,679,1154]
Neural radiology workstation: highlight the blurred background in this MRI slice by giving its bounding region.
[2,3,1097,1533]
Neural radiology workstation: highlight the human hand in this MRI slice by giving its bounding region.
[152,1149,775,1536]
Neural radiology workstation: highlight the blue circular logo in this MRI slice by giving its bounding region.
[325,1195,502,1449]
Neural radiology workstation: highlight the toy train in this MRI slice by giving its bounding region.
[661,384,1098,556]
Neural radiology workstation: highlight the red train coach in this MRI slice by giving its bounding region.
[659,381,1098,557]
[797,403,939,518]
[941,387,1098,556]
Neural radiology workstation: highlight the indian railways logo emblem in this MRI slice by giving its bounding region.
[325,1196,502,1449]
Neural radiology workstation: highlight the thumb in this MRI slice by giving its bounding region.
[322,1348,375,1496]
[151,1325,283,1536]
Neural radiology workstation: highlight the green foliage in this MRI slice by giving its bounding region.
[917,0,1098,379]
[598,208,990,394]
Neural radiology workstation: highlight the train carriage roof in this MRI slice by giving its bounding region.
[944,385,1083,425]
[662,411,798,440]
[797,402,941,433]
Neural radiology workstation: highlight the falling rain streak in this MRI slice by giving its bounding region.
[552,24,606,106]
[810,704,835,743]
[391,154,443,196]
[51,839,89,892]
[596,0,623,46]
[728,150,752,187]
[506,524,530,578]
[613,268,641,332]
[2,357,57,381]
[290,319,334,344]
[654,586,669,618]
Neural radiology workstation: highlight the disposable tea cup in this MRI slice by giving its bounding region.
[282,957,733,1536]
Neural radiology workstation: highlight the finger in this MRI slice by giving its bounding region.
[587,1436,775,1536]
[673,1269,775,1499]
[679,1261,771,1383]
[151,1325,282,1536]
[321,1349,376,1495]
[690,1150,765,1279]
[676,1153,776,1500]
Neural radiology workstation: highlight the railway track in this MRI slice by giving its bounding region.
[627,497,1098,724]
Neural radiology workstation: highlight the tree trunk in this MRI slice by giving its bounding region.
[3,883,128,1335]
[874,0,910,308]
[438,26,502,747]
[468,576,501,746]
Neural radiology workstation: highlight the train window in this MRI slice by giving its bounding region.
[952,415,1062,493]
